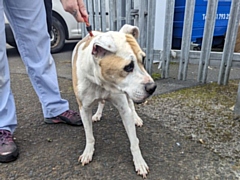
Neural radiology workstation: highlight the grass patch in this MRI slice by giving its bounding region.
[151,73,161,80]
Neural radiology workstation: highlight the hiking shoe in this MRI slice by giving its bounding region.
[44,110,82,126]
[0,130,19,163]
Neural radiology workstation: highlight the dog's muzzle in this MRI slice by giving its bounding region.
[145,82,157,95]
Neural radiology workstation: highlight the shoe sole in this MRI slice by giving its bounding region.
[44,118,83,126]
[44,118,64,124]
[0,148,19,163]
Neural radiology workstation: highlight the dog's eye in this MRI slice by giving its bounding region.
[124,61,134,72]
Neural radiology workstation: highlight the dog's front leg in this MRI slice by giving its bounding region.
[78,107,95,165]
[92,100,105,122]
[127,98,143,127]
[110,95,149,178]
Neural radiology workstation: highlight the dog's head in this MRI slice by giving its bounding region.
[90,24,157,104]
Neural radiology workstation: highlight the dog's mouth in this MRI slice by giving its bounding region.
[133,99,147,104]
[123,91,148,104]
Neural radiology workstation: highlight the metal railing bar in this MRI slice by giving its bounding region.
[178,0,196,80]
[197,0,219,83]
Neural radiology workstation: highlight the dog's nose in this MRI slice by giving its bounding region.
[145,82,157,95]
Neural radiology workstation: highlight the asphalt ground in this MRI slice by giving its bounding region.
[1,44,240,179]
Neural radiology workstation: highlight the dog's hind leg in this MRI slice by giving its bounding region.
[127,98,143,127]
[92,100,105,122]
[110,94,149,178]
[78,107,95,165]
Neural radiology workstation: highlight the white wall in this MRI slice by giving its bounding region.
[154,0,167,50]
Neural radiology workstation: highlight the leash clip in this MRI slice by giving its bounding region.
[83,16,93,37]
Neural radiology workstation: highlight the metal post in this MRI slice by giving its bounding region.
[197,0,219,83]
[178,0,195,80]
[126,0,132,24]
[218,0,240,85]
[108,0,116,31]
[100,0,107,31]
[81,0,88,37]
[145,0,156,74]
[87,0,94,30]
[138,0,146,49]
[161,0,175,78]
[93,0,100,31]
[116,0,122,30]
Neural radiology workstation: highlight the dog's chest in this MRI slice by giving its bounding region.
[94,86,111,100]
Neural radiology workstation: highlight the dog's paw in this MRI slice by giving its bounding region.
[78,147,95,165]
[133,157,149,178]
[92,113,102,122]
[134,117,143,127]
[78,152,94,166]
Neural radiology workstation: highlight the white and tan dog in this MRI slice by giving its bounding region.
[72,24,157,178]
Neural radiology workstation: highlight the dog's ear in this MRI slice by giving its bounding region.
[119,24,139,39]
[92,34,117,58]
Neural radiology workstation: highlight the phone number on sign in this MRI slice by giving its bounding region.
[202,13,230,20]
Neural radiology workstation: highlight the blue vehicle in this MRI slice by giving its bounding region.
[172,0,232,49]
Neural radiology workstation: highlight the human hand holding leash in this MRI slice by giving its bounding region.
[61,0,93,36]
[61,0,88,22]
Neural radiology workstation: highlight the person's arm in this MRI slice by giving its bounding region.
[61,0,88,22]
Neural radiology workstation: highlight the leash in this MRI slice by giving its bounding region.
[83,16,94,37]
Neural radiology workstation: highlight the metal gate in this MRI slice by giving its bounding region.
[160,0,240,85]
[81,0,156,75]
[81,0,240,85]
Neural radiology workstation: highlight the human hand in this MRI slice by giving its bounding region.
[61,0,88,22]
